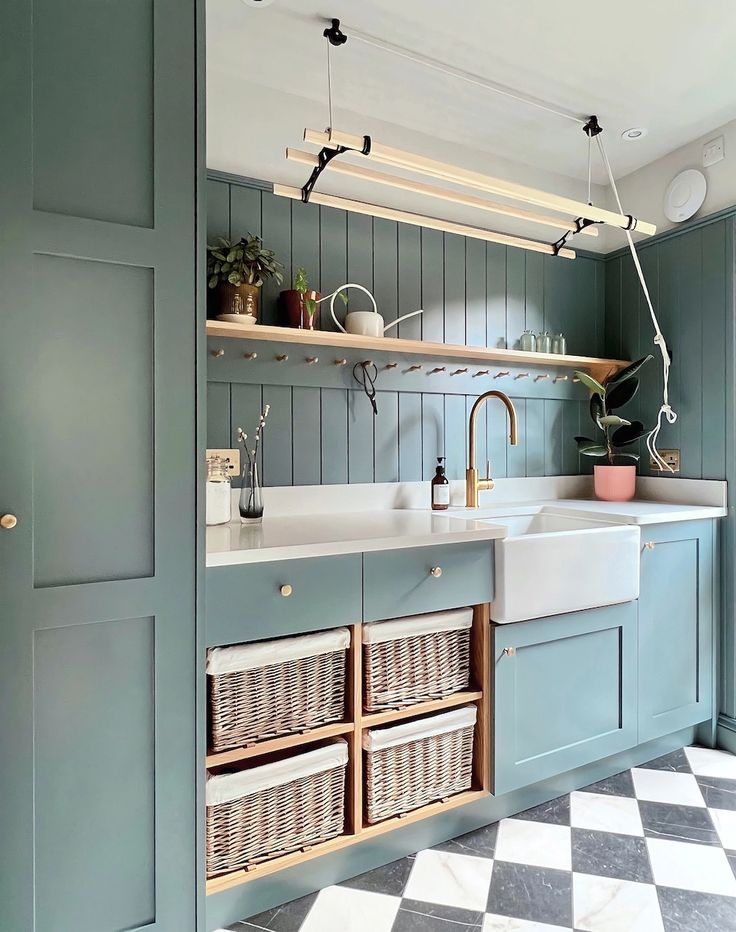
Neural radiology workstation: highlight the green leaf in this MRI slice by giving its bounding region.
[208,276,218,289]
[612,421,649,446]
[607,354,653,387]
[578,443,608,457]
[610,452,640,463]
[606,376,639,409]
[599,415,631,428]
[589,393,604,425]
[227,271,241,285]
[575,370,606,396]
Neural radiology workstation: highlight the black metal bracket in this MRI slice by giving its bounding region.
[583,114,603,138]
[324,18,348,47]
[301,135,372,203]
[551,215,601,256]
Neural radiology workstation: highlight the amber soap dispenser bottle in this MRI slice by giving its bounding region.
[431,456,450,510]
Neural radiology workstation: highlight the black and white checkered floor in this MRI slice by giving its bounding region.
[225,746,736,932]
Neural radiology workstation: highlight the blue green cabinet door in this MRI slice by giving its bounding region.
[0,0,200,929]
[493,602,638,796]
[638,520,715,743]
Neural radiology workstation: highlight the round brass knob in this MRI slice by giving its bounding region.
[503,647,515,657]
[0,514,17,530]
[280,584,293,598]
[430,566,443,578]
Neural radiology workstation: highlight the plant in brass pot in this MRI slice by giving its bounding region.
[207,234,284,322]
[279,267,321,330]
[574,354,653,502]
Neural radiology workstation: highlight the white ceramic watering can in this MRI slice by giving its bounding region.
[325,283,423,338]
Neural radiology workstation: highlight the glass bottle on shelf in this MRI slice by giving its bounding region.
[536,331,552,353]
[519,330,536,352]
[552,332,567,355]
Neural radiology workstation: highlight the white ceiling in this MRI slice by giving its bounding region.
[208,0,736,183]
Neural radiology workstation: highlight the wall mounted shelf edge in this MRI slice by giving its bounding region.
[205,321,629,383]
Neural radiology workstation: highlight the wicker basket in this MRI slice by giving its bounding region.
[206,740,348,876]
[363,608,473,712]
[363,705,477,824]
[207,628,350,753]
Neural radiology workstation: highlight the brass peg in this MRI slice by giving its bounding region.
[384,362,398,370]
[429,366,446,375]
[534,373,550,382]
[334,358,348,366]
[494,371,510,379]
[451,368,469,376]
[644,541,656,551]
[473,370,490,377]
[429,566,443,578]
[407,364,423,372]
[306,356,319,365]
[515,372,530,380]
[503,647,516,657]
[211,348,225,358]
[554,374,569,383]
[0,514,18,530]
[243,351,258,360]
[572,375,581,383]
[280,584,293,597]
[275,353,289,362]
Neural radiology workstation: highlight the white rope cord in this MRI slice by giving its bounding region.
[326,40,334,131]
[595,135,676,472]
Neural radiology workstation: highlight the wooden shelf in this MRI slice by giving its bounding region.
[206,321,629,383]
[362,690,483,729]
[205,789,490,895]
[206,721,355,769]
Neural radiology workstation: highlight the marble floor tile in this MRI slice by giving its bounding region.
[486,861,573,928]
[299,885,400,932]
[638,800,719,846]
[656,886,736,932]
[646,837,736,897]
[710,808,736,851]
[685,746,736,780]
[234,893,318,931]
[483,914,571,931]
[696,776,736,811]
[340,856,413,897]
[631,768,705,808]
[494,819,572,871]
[510,794,570,826]
[433,821,498,859]
[403,848,494,912]
[573,873,663,932]
[637,748,692,774]
[578,770,635,799]
[570,792,644,837]
[571,828,652,884]
[392,899,484,931]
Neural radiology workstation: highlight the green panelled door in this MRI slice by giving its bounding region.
[0,0,200,929]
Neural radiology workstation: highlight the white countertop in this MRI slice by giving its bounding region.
[206,510,507,567]
[449,499,728,526]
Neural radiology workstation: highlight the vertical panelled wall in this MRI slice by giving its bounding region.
[207,175,606,485]
[604,214,736,721]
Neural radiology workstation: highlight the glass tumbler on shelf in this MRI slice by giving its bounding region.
[519,329,536,352]
[536,331,552,354]
[552,332,567,355]
[239,460,264,525]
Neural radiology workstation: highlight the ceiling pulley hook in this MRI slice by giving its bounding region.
[324,18,348,47]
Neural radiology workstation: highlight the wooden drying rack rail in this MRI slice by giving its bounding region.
[205,606,491,897]
[205,321,630,384]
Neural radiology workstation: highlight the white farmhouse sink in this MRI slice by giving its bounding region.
[461,509,640,624]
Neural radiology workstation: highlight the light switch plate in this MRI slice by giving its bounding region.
[206,448,240,476]
[649,448,680,472]
[703,136,725,168]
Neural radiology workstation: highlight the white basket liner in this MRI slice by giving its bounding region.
[206,740,349,806]
[362,607,473,645]
[363,705,477,752]
[206,627,351,676]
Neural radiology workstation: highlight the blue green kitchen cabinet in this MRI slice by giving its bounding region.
[0,0,201,929]
[493,602,638,796]
[638,520,716,742]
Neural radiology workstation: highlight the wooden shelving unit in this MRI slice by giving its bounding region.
[205,605,492,897]
[206,321,629,384]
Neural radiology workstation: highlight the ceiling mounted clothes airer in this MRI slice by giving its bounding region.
[278,17,673,468]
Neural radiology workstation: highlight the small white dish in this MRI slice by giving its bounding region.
[216,313,257,326]
[664,169,706,223]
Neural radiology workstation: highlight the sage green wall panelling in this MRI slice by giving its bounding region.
[0,0,199,928]
[207,176,607,486]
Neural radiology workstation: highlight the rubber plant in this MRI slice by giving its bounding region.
[574,354,653,464]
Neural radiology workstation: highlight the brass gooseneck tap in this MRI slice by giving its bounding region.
[466,390,518,507]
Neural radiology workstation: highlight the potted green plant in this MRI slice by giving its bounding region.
[574,355,653,501]
[207,234,284,322]
[279,267,321,329]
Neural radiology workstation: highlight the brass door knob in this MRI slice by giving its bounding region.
[429,566,443,578]
[0,514,17,530]
[503,647,515,656]
[280,584,293,598]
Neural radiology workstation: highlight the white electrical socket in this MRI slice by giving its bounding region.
[703,136,725,168]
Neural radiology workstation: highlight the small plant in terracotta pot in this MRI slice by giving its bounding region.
[207,234,283,321]
[574,355,653,502]
[280,267,321,329]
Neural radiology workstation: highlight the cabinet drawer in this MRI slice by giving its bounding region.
[206,554,362,647]
[363,542,493,622]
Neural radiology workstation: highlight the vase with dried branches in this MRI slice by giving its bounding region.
[236,404,270,523]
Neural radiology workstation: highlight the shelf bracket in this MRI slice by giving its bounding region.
[301,136,371,203]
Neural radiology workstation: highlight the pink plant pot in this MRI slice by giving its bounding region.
[594,465,636,502]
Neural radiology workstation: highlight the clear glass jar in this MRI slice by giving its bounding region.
[239,460,264,525]
[551,332,567,355]
[519,329,536,352]
[206,456,232,526]
[536,331,552,354]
